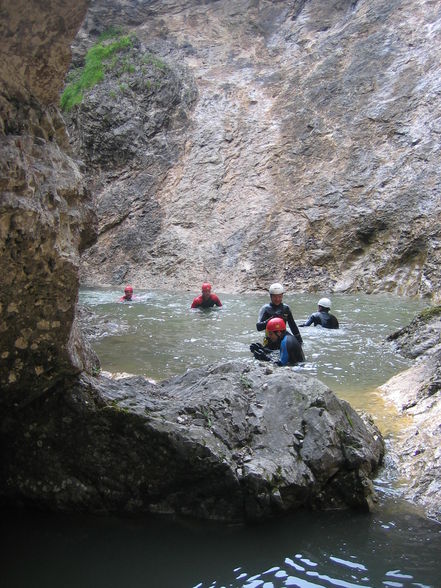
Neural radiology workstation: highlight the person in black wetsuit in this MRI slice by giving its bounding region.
[256,283,303,349]
[299,297,339,329]
[250,317,305,365]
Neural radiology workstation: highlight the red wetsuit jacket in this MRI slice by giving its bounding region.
[191,294,222,308]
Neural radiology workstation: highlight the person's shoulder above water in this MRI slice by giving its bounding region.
[256,282,303,344]
[256,282,285,329]
[299,297,339,329]
[279,331,305,365]
[250,316,305,366]
[119,284,134,302]
[191,282,222,309]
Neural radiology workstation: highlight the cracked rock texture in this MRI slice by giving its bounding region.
[380,306,441,522]
[68,0,440,299]
[1,362,384,521]
[0,0,97,400]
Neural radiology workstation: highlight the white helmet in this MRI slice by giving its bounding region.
[318,297,331,309]
[269,283,284,295]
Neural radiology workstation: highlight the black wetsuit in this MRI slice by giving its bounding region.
[301,311,339,329]
[250,332,305,364]
[278,332,305,365]
[256,302,303,344]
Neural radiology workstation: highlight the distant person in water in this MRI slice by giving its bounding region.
[299,298,339,329]
[191,283,222,309]
[119,285,134,302]
[256,283,303,348]
[250,317,305,365]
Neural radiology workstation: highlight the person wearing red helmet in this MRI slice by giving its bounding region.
[119,285,134,302]
[250,317,305,365]
[191,283,222,309]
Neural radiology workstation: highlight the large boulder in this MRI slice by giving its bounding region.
[0,362,384,521]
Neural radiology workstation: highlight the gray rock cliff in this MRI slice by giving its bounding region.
[0,0,96,400]
[68,0,440,300]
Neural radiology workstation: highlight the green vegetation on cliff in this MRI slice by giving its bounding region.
[418,305,441,323]
[60,29,134,111]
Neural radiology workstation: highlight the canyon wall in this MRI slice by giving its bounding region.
[0,0,95,399]
[68,0,440,299]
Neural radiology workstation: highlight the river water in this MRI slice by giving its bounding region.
[2,289,440,588]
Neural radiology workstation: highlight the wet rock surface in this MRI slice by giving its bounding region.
[0,362,384,521]
[381,306,441,522]
[64,34,197,286]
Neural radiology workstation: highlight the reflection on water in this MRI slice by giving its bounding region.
[2,499,440,588]
[4,289,437,588]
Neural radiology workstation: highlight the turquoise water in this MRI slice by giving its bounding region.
[3,289,439,588]
[78,288,425,414]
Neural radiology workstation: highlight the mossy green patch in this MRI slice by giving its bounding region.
[60,31,134,112]
[142,53,167,71]
[240,374,253,390]
[418,305,441,323]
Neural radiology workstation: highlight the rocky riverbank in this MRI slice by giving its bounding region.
[380,306,441,521]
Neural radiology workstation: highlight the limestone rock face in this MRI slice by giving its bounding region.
[381,307,441,522]
[70,0,440,300]
[0,362,384,521]
[0,0,96,400]
[63,35,197,284]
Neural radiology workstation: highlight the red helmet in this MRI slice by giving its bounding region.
[124,285,133,293]
[202,282,212,292]
[266,317,286,332]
